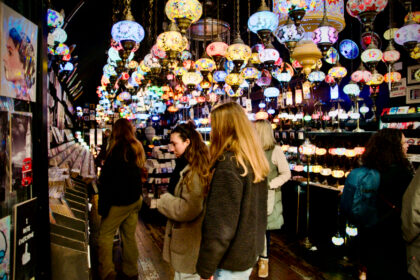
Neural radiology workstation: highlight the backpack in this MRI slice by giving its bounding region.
[340,167,381,228]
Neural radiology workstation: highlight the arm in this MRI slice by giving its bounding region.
[402,169,420,243]
[196,158,243,279]
[268,146,291,189]
[157,173,204,222]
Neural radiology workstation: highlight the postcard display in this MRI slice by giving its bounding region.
[47,69,95,279]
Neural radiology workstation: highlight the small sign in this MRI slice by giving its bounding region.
[390,78,407,98]
[246,99,252,112]
[13,197,37,280]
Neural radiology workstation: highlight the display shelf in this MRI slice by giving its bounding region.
[381,113,420,123]
[305,131,375,137]
[291,177,342,192]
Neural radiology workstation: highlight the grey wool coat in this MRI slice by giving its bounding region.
[402,167,420,280]
[157,165,205,274]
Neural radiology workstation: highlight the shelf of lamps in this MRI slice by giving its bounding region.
[381,113,420,123]
[305,131,375,137]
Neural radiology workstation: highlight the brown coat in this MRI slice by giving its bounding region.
[157,165,205,274]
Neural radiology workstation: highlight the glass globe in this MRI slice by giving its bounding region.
[264,87,280,98]
[366,70,384,86]
[328,65,347,79]
[339,39,359,59]
[312,25,338,54]
[165,0,203,28]
[47,9,64,28]
[382,42,400,64]
[384,72,401,83]
[225,73,244,87]
[195,58,216,72]
[226,40,252,64]
[258,48,280,63]
[157,29,188,52]
[343,82,360,96]
[308,70,325,83]
[213,70,228,83]
[248,7,279,34]
[111,20,145,44]
[395,20,420,51]
[48,28,67,46]
[346,0,388,30]
[182,71,203,86]
[206,41,229,57]
[241,67,261,81]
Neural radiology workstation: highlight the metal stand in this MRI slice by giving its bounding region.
[353,97,365,132]
[302,156,315,250]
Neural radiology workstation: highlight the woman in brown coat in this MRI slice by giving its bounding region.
[157,122,210,280]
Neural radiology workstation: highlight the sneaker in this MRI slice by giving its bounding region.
[258,257,269,278]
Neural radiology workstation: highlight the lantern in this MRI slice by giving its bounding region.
[165,0,203,34]
[248,0,279,46]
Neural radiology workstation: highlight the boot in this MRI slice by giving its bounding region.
[258,257,269,278]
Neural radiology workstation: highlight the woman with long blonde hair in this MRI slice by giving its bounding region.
[254,120,291,278]
[97,118,145,280]
[156,121,210,280]
[196,102,269,280]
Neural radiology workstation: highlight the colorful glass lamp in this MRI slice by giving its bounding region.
[274,17,305,53]
[346,0,388,31]
[157,22,188,60]
[312,0,338,56]
[226,34,252,73]
[248,0,279,46]
[395,12,420,52]
[361,43,383,72]
[165,0,203,34]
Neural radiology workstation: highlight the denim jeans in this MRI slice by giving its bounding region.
[174,271,201,280]
[213,267,253,280]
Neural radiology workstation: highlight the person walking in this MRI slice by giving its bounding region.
[254,120,291,278]
[97,119,146,280]
[402,166,420,280]
[156,122,210,280]
[196,102,269,280]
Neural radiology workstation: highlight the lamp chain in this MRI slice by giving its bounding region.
[123,0,134,21]
[236,0,240,36]
[248,0,251,46]
[148,0,153,46]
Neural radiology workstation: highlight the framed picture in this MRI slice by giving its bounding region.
[0,3,38,102]
[406,85,420,104]
[407,65,420,85]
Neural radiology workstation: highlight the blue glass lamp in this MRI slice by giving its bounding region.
[264,87,280,98]
[248,0,279,46]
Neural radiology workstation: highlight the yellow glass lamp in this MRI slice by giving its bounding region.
[226,35,252,73]
[225,73,245,91]
[165,0,203,34]
[157,22,188,60]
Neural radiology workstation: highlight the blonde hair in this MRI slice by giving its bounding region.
[254,120,276,151]
[210,102,269,183]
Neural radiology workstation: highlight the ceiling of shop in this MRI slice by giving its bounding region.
[51,0,419,107]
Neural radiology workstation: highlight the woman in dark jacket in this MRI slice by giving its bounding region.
[97,118,146,280]
[358,129,414,280]
[196,102,269,280]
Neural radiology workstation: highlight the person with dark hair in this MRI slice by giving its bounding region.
[3,27,35,101]
[97,119,146,280]
[348,128,414,280]
[156,121,210,280]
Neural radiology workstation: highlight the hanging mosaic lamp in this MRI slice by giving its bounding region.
[195,57,216,73]
[156,22,188,60]
[258,43,280,70]
[273,0,345,33]
[47,9,64,28]
[274,17,305,53]
[339,39,359,59]
[361,43,383,71]
[395,12,420,52]
[165,0,203,34]
[312,0,338,56]
[384,71,401,83]
[226,34,252,73]
[325,47,339,65]
[351,63,372,85]
[382,41,400,65]
[213,70,228,83]
[308,70,325,84]
[225,73,245,91]
[328,63,347,84]
[256,69,272,87]
[182,70,203,90]
[248,0,279,46]
[346,0,388,31]
[241,67,261,83]
[291,39,322,76]
[366,69,384,87]
[206,37,229,58]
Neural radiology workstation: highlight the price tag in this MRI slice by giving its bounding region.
[246,99,252,112]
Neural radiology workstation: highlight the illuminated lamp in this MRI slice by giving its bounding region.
[118,91,131,101]
[248,0,279,46]
[55,43,70,56]
[156,22,188,60]
[395,12,420,52]
[195,58,216,73]
[330,84,339,99]
[328,63,347,84]
[346,0,388,31]
[200,80,211,90]
[325,47,339,65]
[151,44,167,59]
[382,42,400,65]
[111,15,145,53]
[312,0,338,56]
[241,67,261,84]
[264,87,280,98]
[103,64,118,77]
[268,109,276,115]
[182,71,203,90]
[345,149,356,158]
[272,67,292,83]
[361,43,383,71]
[174,66,187,78]
[274,0,345,33]
[225,73,245,92]
[339,39,359,59]
[285,0,308,27]
[274,17,305,53]
[226,35,252,73]
[308,70,325,84]
[346,224,358,237]
[48,28,67,46]
[258,45,280,70]
[256,69,272,87]
[332,233,345,246]
[299,140,316,155]
[47,9,64,28]
[183,60,195,70]
[108,47,122,62]
[165,0,203,34]
[384,71,401,83]
[256,111,269,120]
[206,39,229,58]
[167,105,179,113]
[285,89,293,106]
[316,147,327,156]
[295,89,303,104]
[343,82,360,96]
[273,118,280,123]
[213,70,228,83]
[360,31,381,50]
[351,64,372,89]
[59,62,74,73]
[128,60,138,69]
[332,170,345,178]
[179,50,193,61]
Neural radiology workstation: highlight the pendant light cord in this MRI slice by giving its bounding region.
[236,0,240,36]
[248,0,251,46]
